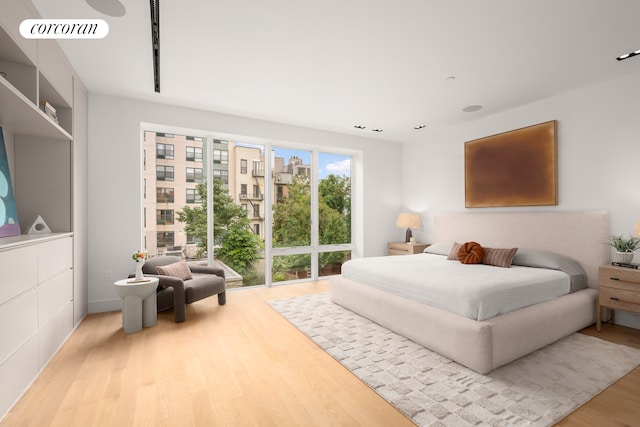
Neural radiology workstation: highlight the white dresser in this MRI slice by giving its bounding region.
[0,233,74,417]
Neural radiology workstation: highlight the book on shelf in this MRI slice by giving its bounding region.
[611,261,640,269]
[38,100,58,123]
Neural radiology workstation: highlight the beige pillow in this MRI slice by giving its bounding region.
[483,247,518,268]
[156,261,193,280]
[447,242,462,260]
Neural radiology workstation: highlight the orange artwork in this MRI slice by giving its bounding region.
[465,120,558,208]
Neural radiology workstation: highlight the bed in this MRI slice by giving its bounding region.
[329,211,610,374]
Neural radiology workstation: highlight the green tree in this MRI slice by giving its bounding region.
[271,174,350,277]
[318,174,351,243]
[176,180,262,276]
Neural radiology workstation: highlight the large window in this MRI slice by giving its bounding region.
[143,128,356,287]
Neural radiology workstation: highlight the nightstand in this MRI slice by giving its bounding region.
[387,242,429,256]
[597,265,640,331]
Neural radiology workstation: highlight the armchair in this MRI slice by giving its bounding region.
[141,256,226,323]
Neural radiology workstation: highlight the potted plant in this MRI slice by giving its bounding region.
[609,234,640,263]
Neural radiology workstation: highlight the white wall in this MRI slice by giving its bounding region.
[401,69,640,328]
[87,94,402,313]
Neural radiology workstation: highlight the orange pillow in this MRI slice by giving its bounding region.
[457,241,485,264]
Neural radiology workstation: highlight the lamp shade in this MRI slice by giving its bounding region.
[396,213,421,229]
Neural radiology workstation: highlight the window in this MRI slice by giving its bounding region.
[143,128,356,287]
[157,231,174,248]
[156,143,174,159]
[157,187,174,203]
[186,167,203,182]
[186,188,201,203]
[186,146,203,162]
[156,165,174,181]
[157,209,174,225]
[213,149,228,164]
[212,169,228,185]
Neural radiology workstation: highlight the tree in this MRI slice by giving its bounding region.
[176,180,262,276]
[271,173,350,277]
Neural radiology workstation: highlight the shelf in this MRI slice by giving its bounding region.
[0,76,72,141]
[0,232,73,251]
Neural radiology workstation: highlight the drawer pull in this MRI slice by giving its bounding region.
[609,277,620,281]
[609,296,639,305]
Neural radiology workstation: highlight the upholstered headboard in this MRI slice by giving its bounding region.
[433,211,610,288]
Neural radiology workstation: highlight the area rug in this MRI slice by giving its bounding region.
[268,293,640,427]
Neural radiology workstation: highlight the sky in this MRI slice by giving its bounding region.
[272,148,350,179]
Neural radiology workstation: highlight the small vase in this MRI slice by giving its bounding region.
[615,251,634,264]
[135,261,145,280]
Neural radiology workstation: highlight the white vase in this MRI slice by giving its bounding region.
[615,251,634,264]
[135,261,145,280]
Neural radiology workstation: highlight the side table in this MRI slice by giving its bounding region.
[597,265,640,331]
[387,242,430,256]
[113,277,159,333]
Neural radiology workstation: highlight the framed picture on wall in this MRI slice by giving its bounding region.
[464,120,558,208]
[0,127,21,238]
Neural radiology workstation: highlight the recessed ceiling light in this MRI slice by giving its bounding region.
[354,125,366,129]
[86,0,126,17]
[371,128,383,132]
[462,105,482,113]
[414,124,426,130]
[616,49,640,61]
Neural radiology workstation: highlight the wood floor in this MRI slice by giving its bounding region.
[2,281,639,426]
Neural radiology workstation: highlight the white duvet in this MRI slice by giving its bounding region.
[341,253,570,321]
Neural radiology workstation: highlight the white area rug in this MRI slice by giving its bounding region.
[269,293,640,427]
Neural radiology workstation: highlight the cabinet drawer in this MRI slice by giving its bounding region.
[388,242,409,251]
[38,300,73,368]
[37,237,72,283]
[599,266,640,291]
[388,248,409,256]
[0,245,38,305]
[0,289,37,364]
[38,268,73,328]
[0,334,38,418]
[599,286,640,313]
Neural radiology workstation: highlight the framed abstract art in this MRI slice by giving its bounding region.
[0,127,21,237]
[465,120,558,208]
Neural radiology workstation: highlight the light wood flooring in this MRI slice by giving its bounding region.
[1,281,639,426]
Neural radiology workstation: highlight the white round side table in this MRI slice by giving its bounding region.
[113,277,159,333]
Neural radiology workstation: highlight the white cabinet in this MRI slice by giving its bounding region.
[0,2,86,419]
[0,234,74,418]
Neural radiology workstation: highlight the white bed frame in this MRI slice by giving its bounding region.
[329,211,609,374]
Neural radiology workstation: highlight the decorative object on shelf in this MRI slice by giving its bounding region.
[132,250,147,280]
[24,214,52,234]
[609,234,640,264]
[39,100,58,123]
[0,127,20,238]
[396,212,421,243]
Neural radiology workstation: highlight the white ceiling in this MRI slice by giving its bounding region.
[32,0,640,143]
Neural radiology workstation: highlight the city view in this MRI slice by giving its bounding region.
[143,131,352,286]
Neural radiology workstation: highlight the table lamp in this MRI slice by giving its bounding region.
[396,213,421,243]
